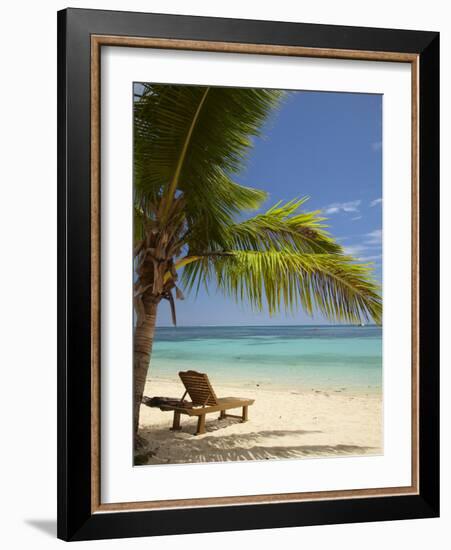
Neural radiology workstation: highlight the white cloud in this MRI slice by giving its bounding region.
[343,245,367,257]
[360,254,382,262]
[370,198,383,207]
[322,200,361,215]
[343,229,383,260]
[351,215,362,221]
[365,229,382,245]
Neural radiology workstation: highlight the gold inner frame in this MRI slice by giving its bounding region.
[90,35,419,514]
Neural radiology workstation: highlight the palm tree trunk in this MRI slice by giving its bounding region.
[133,298,159,442]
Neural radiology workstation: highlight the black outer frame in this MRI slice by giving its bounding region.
[57,7,439,542]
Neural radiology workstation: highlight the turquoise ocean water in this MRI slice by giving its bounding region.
[148,325,382,393]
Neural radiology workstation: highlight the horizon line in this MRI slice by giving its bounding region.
[155,323,380,328]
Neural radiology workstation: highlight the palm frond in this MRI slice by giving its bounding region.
[134,84,282,227]
[182,249,382,324]
[222,198,343,255]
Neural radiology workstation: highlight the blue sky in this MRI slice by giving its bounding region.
[156,89,382,326]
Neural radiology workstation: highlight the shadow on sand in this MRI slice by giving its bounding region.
[137,424,377,464]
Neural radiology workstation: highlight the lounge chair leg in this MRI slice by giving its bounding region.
[196,414,206,435]
[171,411,181,431]
[242,405,248,422]
[219,410,226,420]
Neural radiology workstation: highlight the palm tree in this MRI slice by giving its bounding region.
[133,84,382,442]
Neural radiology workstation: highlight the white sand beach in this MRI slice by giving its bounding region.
[136,378,383,465]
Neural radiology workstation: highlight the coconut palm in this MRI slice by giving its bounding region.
[133,84,382,442]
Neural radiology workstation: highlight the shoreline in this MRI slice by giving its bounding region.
[146,373,382,397]
[136,378,383,465]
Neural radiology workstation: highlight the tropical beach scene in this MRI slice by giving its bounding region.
[133,83,383,466]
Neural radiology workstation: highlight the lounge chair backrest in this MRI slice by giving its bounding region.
[179,370,218,407]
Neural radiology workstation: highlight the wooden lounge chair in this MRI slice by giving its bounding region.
[159,370,255,435]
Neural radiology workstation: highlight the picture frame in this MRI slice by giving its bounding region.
[57,7,439,541]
